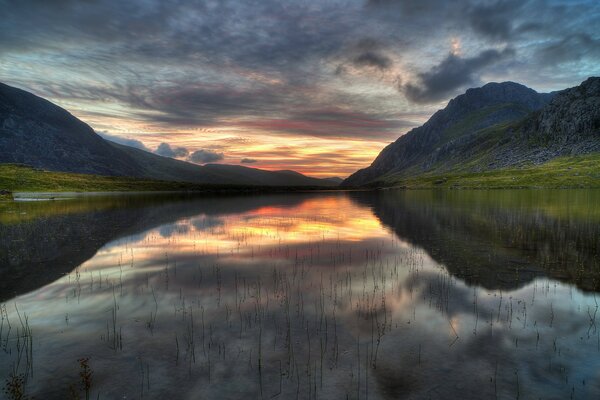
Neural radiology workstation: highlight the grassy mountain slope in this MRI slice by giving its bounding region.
[344,77,600,187]
[379,154,600,189]
[0,164,338,193]
[0,82,337,187]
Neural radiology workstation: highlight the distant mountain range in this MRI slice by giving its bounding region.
[344,77,600,186]
[0,82,339,187]
[2,78,598,189]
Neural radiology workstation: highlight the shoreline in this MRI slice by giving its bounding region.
[10,187,363,201]
[9,185,600,202]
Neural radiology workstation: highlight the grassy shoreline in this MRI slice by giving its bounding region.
[373,154,600,189]
[0,164,340,195]
[2,154,600,197]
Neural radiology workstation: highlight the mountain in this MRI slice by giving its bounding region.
[321,176,344,185]
[343,77,600,186]
[0,82,337,187]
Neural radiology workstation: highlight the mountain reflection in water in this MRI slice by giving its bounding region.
[1,190,599,399]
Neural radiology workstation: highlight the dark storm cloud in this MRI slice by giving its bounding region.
[0,0,175,56]
[345,39,395,70]
[242,109,417,139]
[537,34,600,65]
[241,158,257,164]
[353,51,393,70]
[466,0,528,40]
[1,0,599,140]
[365,0,528,40]
[10,78,295,127]
[365,0,599,74]
[189,149,224,164]
[123,84,289,126]
[366,0,464,14]
[334,38,395,76]
[402,48,516,103]
[155,142,189,158]
[0,0,358,78]
[97,132,150,152]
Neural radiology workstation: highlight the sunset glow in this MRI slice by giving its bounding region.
[2,1,598,177]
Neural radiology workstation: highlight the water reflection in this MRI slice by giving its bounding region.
[352,190,600,291]
[1,190,599,399]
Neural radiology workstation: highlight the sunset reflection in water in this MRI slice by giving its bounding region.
[1,191,600,399]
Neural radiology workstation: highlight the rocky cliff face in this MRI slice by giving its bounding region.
[344,78,600,186]
[524,77,600,143]
[477,76,600,170]
[416,77,600,174]
[343,81,553,186]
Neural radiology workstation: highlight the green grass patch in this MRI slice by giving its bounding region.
[380,153,600,189]
[440,103,524,146]
[0,164,333,194]
[0,164,213,192]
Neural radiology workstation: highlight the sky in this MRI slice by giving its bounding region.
[1,0,599,178]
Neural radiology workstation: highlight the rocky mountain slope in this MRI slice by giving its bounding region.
[343,77,600,186]
[0,82,337,187]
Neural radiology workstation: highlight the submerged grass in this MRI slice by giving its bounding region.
[2,191,600,398]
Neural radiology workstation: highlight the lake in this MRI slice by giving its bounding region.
[1,190,600,399]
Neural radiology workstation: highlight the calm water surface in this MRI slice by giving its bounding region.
[1,190,600,399]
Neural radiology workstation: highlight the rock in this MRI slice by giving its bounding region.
[0,189,13,201]
[343,77,600,186]
[343,81,554,186]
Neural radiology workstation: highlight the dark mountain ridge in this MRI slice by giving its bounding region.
[344,78,600,186]
[0,82,337,187]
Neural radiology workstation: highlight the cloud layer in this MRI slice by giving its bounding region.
[1,0,599,176]
[155,143,189,158]
[97,132,150,152]
[403,48,516,103]
[189,149,224,164]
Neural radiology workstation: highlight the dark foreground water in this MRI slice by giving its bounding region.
[1,190,600,399]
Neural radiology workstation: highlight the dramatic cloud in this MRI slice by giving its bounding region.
[97,132,150,151]
[402,48,516,103]
[537,34,600,65]
[155,143,189,158]
[1,0,598,175]
[242,109,416,140]
[241,158,257,164]
[191,216,225,231]
[466,0,527,40]
[189,149,224,164]
[352,51,393,70]
[122,83,293,126]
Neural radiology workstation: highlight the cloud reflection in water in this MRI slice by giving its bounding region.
[1,191,599,399]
